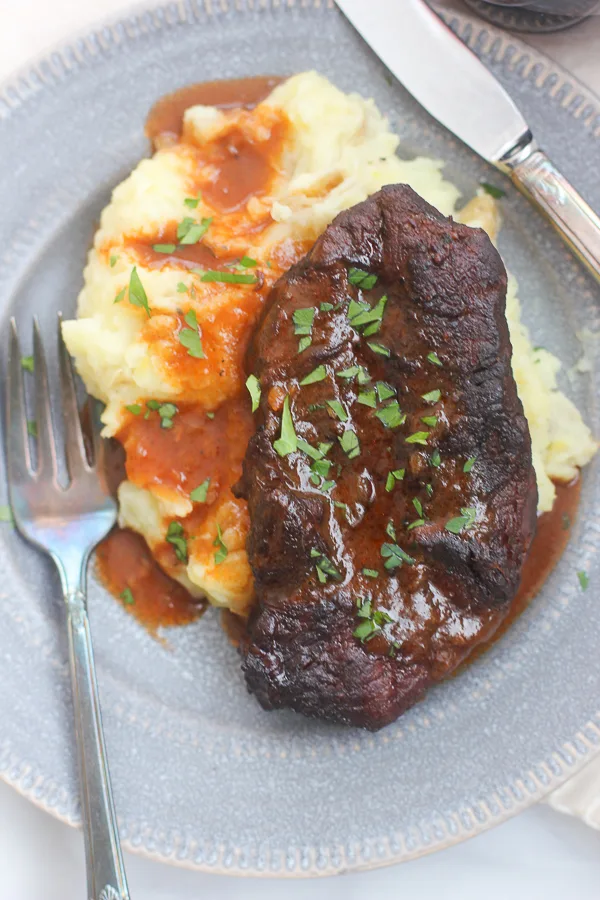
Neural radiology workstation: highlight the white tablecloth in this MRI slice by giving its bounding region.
[2,1,600,896]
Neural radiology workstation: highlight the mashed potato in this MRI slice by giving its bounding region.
[62,72,596,615]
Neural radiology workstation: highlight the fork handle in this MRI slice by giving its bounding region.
[66,590,130,900]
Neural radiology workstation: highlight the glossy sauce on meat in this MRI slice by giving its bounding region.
[463,478,580,663]
[237,184,538,729]
[96,81,577,665]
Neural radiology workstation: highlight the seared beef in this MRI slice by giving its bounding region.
[235,184,537,730]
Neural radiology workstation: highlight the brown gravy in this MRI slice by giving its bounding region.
[96,528,206,635]
[97,77,581,654]
[462,478,581,664]
[145,75,284,146]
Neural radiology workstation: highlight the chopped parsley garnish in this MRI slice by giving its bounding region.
[578,570,589,591]
[320,302,334,312]
[109,254,119,268]
[375,401,405,429]
[445,507,477,534]
[407,518,425,531]
[327,400,348,422]
[177,216,212,244]
[177,282,189,293]
[480,181,506,199]
[0,505,13,523]
[184,195,201,209]
[20,356,34,373]
[422,389,441,403]
[246,374,261,412]
[427,351,442,367]
[128,267,151,317]
[362,568,379,579]
[319,479,336,493]
[405,431,429,445]
[190,478,210,503]
[348,298,368,321]
[153,243,177,254]
[412,498,424,518]
[367,342,390,357]
[206,412,215,420]
[337,365,370,383]
[353,598,393,642]
[421,415,437,428]
[293,307,315,334]
[297,438,329,461]
[311,548,341,583]
[425,483,434,498]
[293,306,315,353]
[339,428,360,459]
[178,308,205,359]
[273,395,297,457]
[199,269,257,284]
[120,587,135,605]
[214,524,228,565]
[337,365,360,379]
[353,619,379,642]
[27,420,37,438]
[375,382,395,402]
[156,402,178,429]
[348,267,378,290]
[381,542,415,570]
[463,457,476,474]
[431,449,442,468]
[349,294,387,330]
[166,521,188,563]
[386,520,396,540]
[114,287,126,305]
[300,365,327,386]
[311,458,332,479]
[239,255,258,268]
[357,389,377,408]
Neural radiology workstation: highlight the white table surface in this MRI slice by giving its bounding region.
[2,1,600,897]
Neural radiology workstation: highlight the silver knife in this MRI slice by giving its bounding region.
[337,0,600,284]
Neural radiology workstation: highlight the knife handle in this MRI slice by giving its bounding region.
[500,140,600,284]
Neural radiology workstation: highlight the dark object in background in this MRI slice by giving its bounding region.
[463,0,600,31]
[236,184,538,730]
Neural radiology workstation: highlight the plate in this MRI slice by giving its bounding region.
[0,0,599,877]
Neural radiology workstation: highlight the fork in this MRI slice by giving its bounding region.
[5,315,131,900]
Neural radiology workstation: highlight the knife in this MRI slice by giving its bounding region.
[336,0,600,284]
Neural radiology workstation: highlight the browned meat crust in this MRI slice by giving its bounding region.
[234,184,537,730]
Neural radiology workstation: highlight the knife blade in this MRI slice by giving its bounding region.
[337,0,600,284]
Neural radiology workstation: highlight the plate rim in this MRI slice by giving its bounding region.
[1,0,600,878]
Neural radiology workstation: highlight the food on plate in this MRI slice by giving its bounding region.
[62,71,595,640]
[235,184,538,729]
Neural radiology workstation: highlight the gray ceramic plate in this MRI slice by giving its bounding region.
[1,0,599,878]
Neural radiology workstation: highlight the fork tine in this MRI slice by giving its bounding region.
[6,319,32,488]
[32,317,58,480]
[57,314,90,478]
[86,395,103,470]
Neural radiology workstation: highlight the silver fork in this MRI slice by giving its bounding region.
[5,315,131,900]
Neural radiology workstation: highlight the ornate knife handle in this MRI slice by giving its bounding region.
[499,136,600,285]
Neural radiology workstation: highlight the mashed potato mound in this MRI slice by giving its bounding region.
[62,72,596,616]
